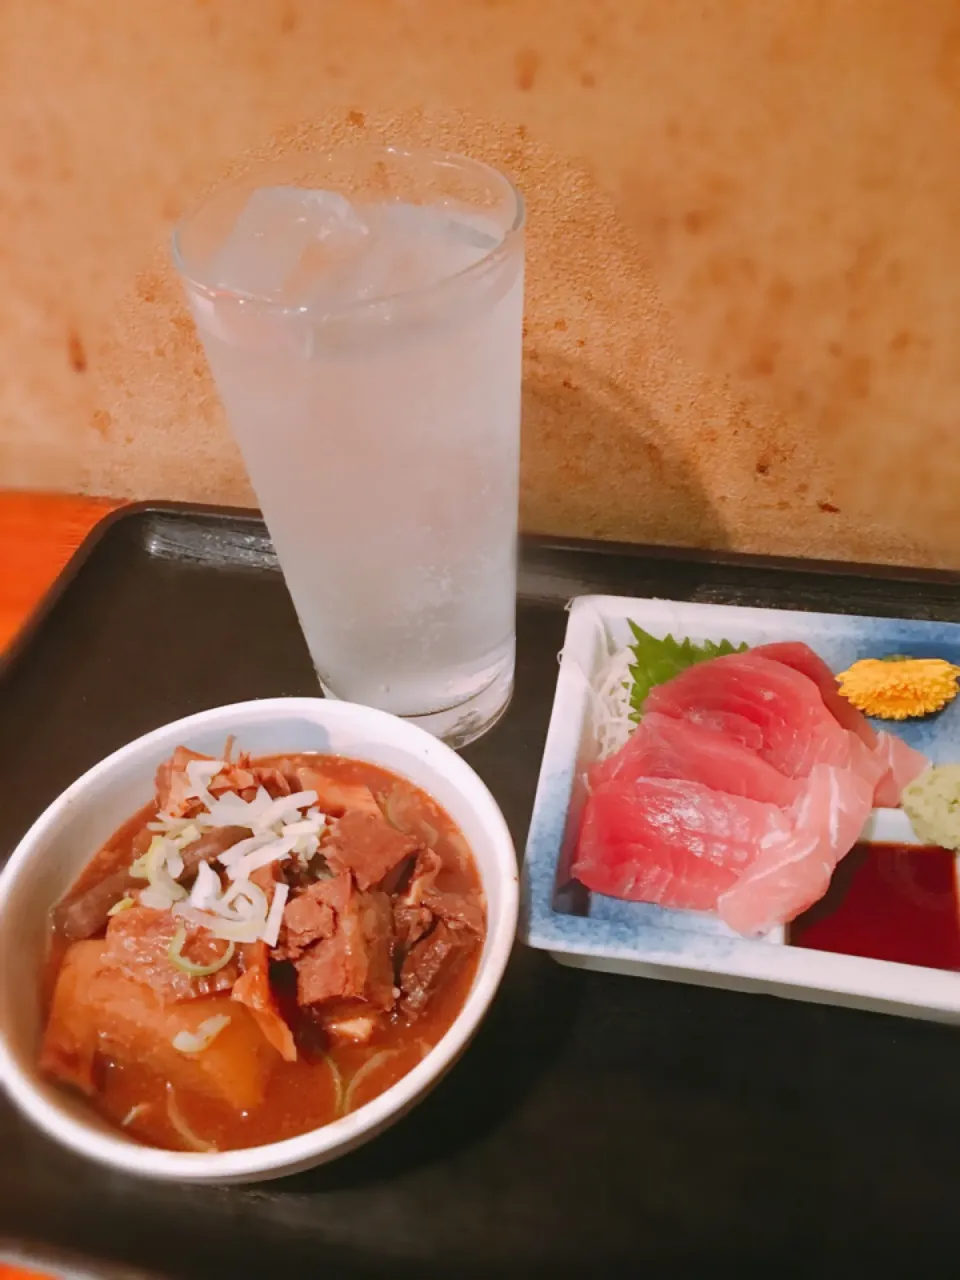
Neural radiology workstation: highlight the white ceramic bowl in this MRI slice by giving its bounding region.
[0,697,518,1183]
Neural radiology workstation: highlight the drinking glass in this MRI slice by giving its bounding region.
[173,147,525,748]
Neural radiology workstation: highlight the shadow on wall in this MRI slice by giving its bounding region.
[521,348,728,549]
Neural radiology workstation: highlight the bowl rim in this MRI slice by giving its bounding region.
[0,696,518,1182]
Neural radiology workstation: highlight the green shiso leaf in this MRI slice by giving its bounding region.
[627,620,749,719]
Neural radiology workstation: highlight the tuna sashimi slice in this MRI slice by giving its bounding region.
[645,652,884,787]
[717,764,875,936]
[592,711,800,807]
[872,731,929,807]
[573,778,792,912]
[750,640,929,805]
[751,641,878,745]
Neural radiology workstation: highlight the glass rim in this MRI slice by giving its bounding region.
[170,144,525,319]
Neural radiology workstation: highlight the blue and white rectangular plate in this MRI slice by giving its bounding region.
[520,593,960,1023]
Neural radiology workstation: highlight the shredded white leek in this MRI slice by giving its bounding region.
[283,818,323,837]
[143,836,188,903]
[206,787,272,829]
[184,759,226,807]
[261,882,289,948]
[172,823,202,851]
[217,830,277,869]
[107,896,135,917]
[172,1014,231,1054]
[252,790,320,832]
[165,847,185,879]
[148,811,214,836]
[140,885,177,911]
[219,879,268,921]
[128,756,321,947]
[129,851,150,880]
[172,904,266,944]
[121,1103,149,1128]
[188,861,222,910]
[293,833,320,867]
[226,837,296,882]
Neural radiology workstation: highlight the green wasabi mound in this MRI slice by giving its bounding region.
[902,765,960,851]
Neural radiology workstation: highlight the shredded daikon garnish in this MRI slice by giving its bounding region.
[589,644,637,761]
[172,1014,231,1054]
[262,882,289,948]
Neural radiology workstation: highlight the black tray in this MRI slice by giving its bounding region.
[2,504,960,1280]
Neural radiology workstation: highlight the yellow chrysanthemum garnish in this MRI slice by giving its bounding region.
[837,656,960,720]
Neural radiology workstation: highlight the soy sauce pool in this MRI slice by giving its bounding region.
[790,843,960,970]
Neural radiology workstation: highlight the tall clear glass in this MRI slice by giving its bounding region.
[173,148,524,748]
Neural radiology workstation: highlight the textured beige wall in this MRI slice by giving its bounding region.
[3,0,960,565]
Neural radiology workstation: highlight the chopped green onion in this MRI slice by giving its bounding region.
[167,925,235,977]
[343,1049,400,1116]
[323,1053,345,1116]
[383,789,411,833]
[143,836,187,902]
[107,896,135,917]
[166,1085,217,1152]
[447,833,471,870]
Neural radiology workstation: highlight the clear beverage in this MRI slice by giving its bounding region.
[173,149,524,747]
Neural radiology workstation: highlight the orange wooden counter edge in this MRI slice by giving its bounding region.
[0,493,145,1277]
[0,492,126,656]
[0,496,122,1280]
